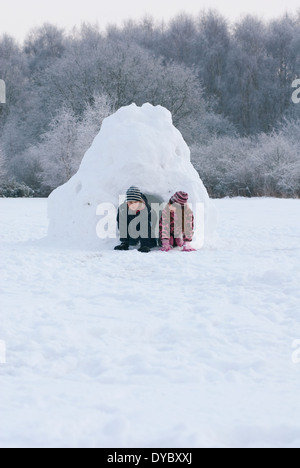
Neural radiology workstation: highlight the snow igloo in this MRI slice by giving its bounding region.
[48,103,216,250]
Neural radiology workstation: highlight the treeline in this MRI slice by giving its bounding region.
[192,119,300,198]
[0,10,299,197]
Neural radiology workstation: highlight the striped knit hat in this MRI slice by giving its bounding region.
[169,191,189,206]
[126,186,144,202]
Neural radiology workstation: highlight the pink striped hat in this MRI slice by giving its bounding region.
[169,191,189,206]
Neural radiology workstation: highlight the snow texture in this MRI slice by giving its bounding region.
[1,198,300,448]
[48,103,216,249]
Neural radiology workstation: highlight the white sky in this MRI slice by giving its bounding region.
[0,0,299,42]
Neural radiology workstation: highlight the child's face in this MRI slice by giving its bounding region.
[128,201,142,211]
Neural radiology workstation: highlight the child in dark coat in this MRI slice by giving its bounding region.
[159,191,196,252]
[115,186,157,253]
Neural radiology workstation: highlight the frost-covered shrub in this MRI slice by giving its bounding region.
[0,181,35,198]
[191,119,300,198]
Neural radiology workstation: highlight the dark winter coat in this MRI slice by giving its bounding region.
[117,195,158,248]
[159,205,194,242]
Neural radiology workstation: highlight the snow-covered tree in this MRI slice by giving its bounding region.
[192,118,300,198]
[0,147,7,181]
[159,13,198,66]
[30,93,114,191]
[266,15,299,121]
[38,106,78,189]
[24,23,65,74]
[76,93,114,158]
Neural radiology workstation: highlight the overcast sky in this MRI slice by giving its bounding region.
[1,0,300,42]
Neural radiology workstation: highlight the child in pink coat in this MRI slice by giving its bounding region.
[159,191,196,252]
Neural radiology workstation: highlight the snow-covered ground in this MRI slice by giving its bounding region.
[1,197,300,448]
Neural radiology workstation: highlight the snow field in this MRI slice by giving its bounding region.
[0,198,300,448]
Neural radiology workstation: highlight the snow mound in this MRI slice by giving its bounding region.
[48,103,216,249]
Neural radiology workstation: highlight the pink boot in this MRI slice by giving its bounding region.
[160,239,172,252]
[182,242,196,252]
[175,238,184,248]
